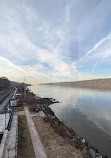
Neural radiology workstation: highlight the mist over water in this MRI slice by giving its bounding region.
[31,85,111,157]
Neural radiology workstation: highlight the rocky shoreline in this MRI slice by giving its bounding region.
[30,96,108,158]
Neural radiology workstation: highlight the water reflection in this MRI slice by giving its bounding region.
[31,85,111,157]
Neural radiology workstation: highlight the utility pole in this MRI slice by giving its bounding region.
[30,80,31,91]
[24,78,26,98]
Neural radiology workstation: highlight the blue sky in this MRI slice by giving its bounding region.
[0,0,111,84]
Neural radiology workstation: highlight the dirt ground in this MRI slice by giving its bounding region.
[33,117,87,158]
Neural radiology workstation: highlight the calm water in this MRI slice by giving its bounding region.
[31,85,111,157]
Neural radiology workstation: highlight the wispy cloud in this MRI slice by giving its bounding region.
[0,2,80,83]
[80,33,111,61]
[78,32,111,75]
[0,0,111,83]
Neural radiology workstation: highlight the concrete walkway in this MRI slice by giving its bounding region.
[0,130,8,158]
[24,107,47,158]
[7,115,18,158]
[1,115,18,158]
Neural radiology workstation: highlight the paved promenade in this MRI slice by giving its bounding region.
[24,107,47,158]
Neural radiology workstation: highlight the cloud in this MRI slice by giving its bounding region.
[0,2,82,83]
[78,32,111,74]
[0,0,111,83]
[0,56,25,80]
[81,33,111,59]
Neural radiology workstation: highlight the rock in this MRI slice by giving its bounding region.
[89,146,94,150]
[95,153,100,157]
[37,111,46,118]
[67,131,72,135]
[95,149,98,153]
[102,156,108,158]
[36,109,39,112]
[70,138,75,142]
[103,155,108,158]
[82,148,87,154]
[89,149,96,158]
[81,138,85,144]
[96,156,102,158]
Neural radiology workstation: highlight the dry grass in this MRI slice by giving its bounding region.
[18,115,35,158]
[15,103,32,111]
[33,117,85,158]
[16,105,24,111]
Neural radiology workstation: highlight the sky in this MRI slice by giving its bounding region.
[0,0,111,84]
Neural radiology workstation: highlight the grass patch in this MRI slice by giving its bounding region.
[15,103,30,111]
[33,117,84,158]
[18,115,35,158]
[16,105,24,111]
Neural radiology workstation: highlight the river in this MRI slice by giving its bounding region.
[31,85,111,157]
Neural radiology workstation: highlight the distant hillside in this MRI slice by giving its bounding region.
[0,77,10,89]
[10,81,31,87]
[0,77,31,90]
[41,78,111,90]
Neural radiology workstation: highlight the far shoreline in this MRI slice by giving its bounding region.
[38,78,111,92]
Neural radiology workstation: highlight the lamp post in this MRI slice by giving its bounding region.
[5,111,6,129]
